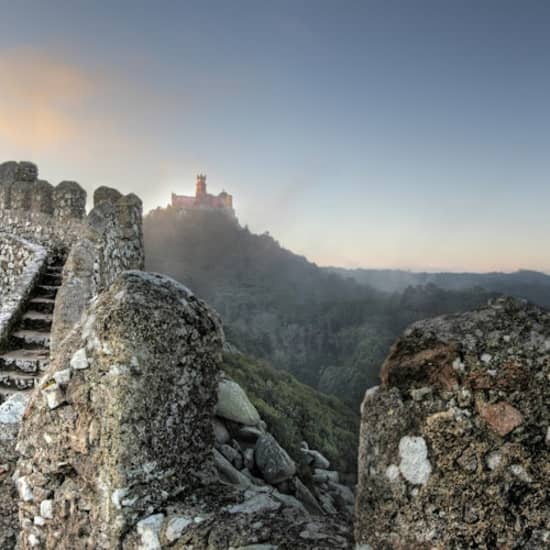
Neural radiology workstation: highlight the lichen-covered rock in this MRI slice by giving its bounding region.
[355,297,550,548]
[16,271,224,549]
[255,434,297,485]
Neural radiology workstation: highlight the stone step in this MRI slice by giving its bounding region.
[20,311,53,332]
[0,370,36,390]
[0,349,48,373]
[34,285,59,299]
[10,330,50,350]
[28,298,56,314]
[41,273,62,286]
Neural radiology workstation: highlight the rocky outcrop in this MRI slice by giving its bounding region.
[211,375,355,520]
[355,297,550,549]
[254,434,297,484]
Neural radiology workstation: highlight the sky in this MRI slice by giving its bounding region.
[0,0,549,273]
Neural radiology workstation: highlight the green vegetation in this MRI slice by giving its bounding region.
[222,352,359,474]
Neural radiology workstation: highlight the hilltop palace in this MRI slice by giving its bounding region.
[172,174,235,218]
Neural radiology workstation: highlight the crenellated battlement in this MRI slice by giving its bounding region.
[0,161,143,259]
[0,162,86,223]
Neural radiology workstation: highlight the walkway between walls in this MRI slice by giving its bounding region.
[0,254,65,402]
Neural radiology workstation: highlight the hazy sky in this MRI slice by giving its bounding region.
[1,0,549,273]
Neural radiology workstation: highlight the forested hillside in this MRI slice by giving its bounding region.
[144,207,497,407]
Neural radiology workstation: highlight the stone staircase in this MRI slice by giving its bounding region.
[0,256,64,402]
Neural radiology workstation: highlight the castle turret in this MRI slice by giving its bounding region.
[196,174,207,198]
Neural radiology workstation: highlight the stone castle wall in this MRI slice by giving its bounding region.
[0,161,145,549]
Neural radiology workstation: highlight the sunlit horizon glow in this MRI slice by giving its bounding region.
[1,1,549,275]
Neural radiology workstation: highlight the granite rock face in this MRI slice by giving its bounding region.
[355,297,550,549]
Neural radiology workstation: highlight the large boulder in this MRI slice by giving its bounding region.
[302,449,330,469]
[216,378,261,426]
[355,297,550,548]
[255,434,297,484]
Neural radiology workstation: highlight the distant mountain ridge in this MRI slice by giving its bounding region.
[326,267,550,307]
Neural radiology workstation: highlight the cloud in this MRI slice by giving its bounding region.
[0,48,95,148]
